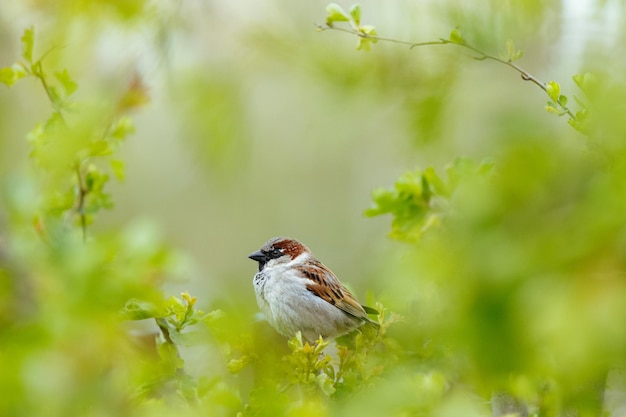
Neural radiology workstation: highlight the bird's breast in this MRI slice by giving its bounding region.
[253,271,266,288]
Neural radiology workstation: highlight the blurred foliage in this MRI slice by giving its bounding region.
[173,71,249,173]
[365,158,495,242]
[1,26,147,241]
[2,1,626,417]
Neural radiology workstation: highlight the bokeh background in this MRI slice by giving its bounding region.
[2,0,626,416]
[2,0,600,298]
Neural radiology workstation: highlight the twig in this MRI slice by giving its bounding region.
[156,318,176,345]
[74,163,88,242]
[318,24,446,48]
[317,24,576,120]
[31,64,68,124]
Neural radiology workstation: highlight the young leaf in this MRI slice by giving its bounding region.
[0,67,14,86]
[506,39,515,59]
[573,72,597,97]
[558,94,568,107]
[47,85,61,106]
[110,116,135,140]
[110,159,126,181]
[227,356,250,374]
[120,299,163,320]
[449,29,464,45]
[326,3,350,26]
[349,4,362,26]
[546,81,560,102]
[504,39,523,62]
[356,25,377,51]
[55,69,78,97]
[424,167,448,197]
[316,373,336,396]
[21,26,35,63]
[545,102,561,115]
[0,65,27,87]
[573,73,584,89]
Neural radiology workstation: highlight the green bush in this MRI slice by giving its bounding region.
[1,2,625,416]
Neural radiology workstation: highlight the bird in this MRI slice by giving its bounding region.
[248,237,378,343]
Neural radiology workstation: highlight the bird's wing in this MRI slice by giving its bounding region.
[296,261,370,321]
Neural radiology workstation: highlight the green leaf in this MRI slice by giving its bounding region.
[558,94,568,107]
[55,69,78,97]
[30,60,44,77]
[47,85,61,105]
[504,39,523,62]
[357,38,372,51]
[0,64,27,87]
[227,356,250,374]
[572,73,585,89]
[568,109,589,133]
[356,25,377,51]
[288,331,304,351]
[326,3,350,26]
[449,28,464,45]
[545,102,561,115]
[120,299,162,320]
[21,26,35,63]
[477,159,495,175]
[506,39,515,58]
[83,166,113,213]
[572,74,585,89]
[316,373,336,396]
[424,167,448,197]
[572,72,597,97]
[395,170,424,195]
[110,159,126,181]
[546,81,560,102]
[165,295,186,312]
[0,67,13,86]
[364,188,397,216]
[110,116,135,140]
[349,4,362,26]
[359,24,376,36]
[89,140,113,157]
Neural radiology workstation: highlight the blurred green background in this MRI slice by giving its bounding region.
[1,0,626,416]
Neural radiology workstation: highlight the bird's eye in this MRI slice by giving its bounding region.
[269,248,283,258]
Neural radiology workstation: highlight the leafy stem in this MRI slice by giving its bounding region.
[74,163,88,242]
[318,3,582,128]
[316,23,445,48]
[1,27,146,243]
[35,66,66,120]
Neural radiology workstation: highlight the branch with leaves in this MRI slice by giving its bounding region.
[1,27,148,241]
[122,292,222,401]
[317,4,600,242]
[317,3,592,135]
[224,301,401,408]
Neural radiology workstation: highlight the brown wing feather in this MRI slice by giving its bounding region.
[296,261,369,320]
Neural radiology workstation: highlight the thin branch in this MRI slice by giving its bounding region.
[156,318,176,345]
[37,73,55,104]
[317,24,576,120]
[33,67,68,124]
[457,43,546,88]
[317,24,446,48]
[155,318,190,380]
[74,163,88,242]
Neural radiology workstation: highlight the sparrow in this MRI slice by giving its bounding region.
[248,237,378,343]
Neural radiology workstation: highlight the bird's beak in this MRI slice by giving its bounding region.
[248,250,268,263]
